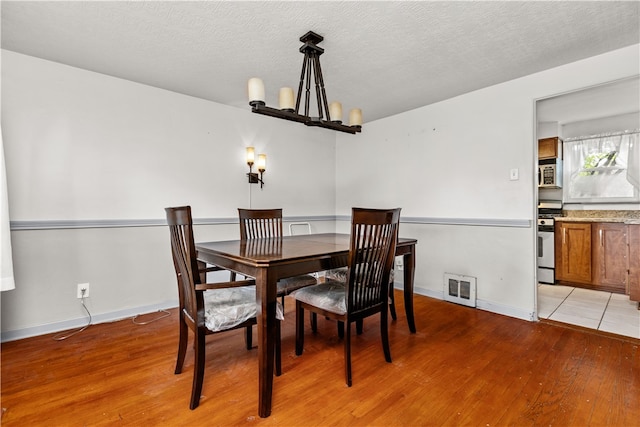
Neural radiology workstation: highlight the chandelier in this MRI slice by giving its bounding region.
[247,31,362,134]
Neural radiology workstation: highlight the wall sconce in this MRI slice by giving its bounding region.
[246,146,266,189]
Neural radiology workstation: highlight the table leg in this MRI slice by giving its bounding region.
[403,247,417,333]
[256,269,277,418]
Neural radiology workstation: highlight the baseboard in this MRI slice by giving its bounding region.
[396,283,535,322]
[5,285,536,342]
[476,299,536,322]
[0,300,179,343]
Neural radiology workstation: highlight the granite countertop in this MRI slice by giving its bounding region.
[556,210,640,224]
[556,217,640,224]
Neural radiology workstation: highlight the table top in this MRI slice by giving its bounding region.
[195,233,417,266]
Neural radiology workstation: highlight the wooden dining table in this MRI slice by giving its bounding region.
[195,232,417,418]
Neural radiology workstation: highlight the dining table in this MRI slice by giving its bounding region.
[195,232,417,418]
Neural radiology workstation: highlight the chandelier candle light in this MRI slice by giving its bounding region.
[247,31,362,134]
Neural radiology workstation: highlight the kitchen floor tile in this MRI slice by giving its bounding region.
[537,284,639,340]
[607,292,640,309]
[537,284,572,319]
[567,287,611,302]
[599,319,640,338]
[549,310,602,329]
[599,309,639,325]
[556,300,607,319]
[539,284,574,298]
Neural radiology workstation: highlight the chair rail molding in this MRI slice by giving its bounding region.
[10,216,531,230]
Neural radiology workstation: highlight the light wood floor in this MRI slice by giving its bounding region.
[2,291,639,426]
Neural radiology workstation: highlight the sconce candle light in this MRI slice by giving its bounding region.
[246,146,266,188]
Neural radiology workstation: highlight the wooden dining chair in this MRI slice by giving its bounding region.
[237,208,318,300]
[291,207,401,386]
[165,206,282,410]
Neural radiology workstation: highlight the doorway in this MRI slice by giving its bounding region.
[535,77,640,340]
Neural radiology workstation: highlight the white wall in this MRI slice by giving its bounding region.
[538,122,562,140]
[2,44,639,339]
[2,51,337,220]
[335,44,640,319]
[563,112,640,139]
[1,50,337,339]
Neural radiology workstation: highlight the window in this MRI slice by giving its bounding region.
[563,131,639,204]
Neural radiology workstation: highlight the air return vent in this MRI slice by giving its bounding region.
[443,273,477,307]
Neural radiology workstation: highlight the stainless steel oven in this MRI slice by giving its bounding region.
[537,201,562,284]
[538,218,555,284]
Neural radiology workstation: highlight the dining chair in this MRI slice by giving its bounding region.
[166,205,282,410]
[237,208,318,301]
[291,207,401,386]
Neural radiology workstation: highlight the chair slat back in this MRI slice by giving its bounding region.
[238,208,283,240]
[166,206,202,324]
[347,208,401,314]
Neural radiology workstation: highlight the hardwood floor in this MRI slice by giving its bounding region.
[2,291,638,426]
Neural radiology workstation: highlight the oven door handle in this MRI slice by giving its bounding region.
[537,235,543,257]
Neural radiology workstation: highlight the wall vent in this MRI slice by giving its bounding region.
[443,273,477,307]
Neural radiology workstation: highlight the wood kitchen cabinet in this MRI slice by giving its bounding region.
[538,137,562,160]
[556,221,638,297]
[555,221,592,285]
[592,223,627,293]
[628,224,640,302]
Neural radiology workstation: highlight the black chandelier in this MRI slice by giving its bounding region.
[247,31,362,134]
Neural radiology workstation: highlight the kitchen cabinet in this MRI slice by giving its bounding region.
[628,225,640,302]
[538,137,562,160]
[556,220,639,297]
[555,222,592,284]
[592,223,627,293]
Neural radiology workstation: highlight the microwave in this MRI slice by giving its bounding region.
[538,159,562,188]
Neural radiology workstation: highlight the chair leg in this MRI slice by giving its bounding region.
[190,331,206,410]
[356,319,363,335]
[175,315,188,374]
[295,302,305,356]
[244,324,253,350]
[344,321,352,387]
[310,312,318,333]
[381,310,392,363]
[275,320,282,376]
[338,321,345,339]
[389,284,397,321]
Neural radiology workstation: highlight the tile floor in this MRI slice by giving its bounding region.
[538,284,640,340]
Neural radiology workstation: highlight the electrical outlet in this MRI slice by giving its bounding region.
[77,283,90,299]
[395,257,404,271]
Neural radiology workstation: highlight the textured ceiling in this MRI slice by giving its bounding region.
[1,1,639,124]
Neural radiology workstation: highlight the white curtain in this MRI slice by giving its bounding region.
[564,131,639,202]
[1,127,15,291]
